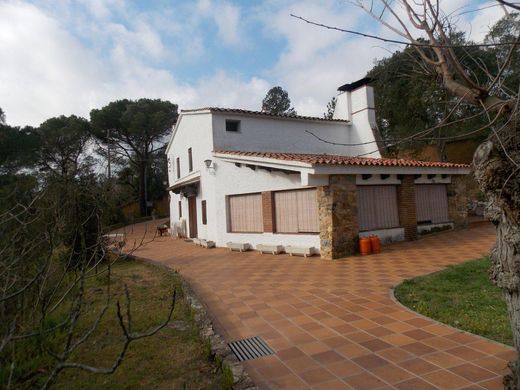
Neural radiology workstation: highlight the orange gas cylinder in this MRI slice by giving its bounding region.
[359,237,372,256]
[369,235,381,254]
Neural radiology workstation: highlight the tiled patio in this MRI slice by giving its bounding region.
[117,221,513,389]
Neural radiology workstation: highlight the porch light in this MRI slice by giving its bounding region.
[204,159,212,168]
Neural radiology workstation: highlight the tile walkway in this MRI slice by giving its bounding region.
[116,221,513,389]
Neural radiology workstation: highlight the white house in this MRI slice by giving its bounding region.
[165,78,470,259]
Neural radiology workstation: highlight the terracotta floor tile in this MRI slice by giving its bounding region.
[403,329,436,341]
[377,347,415,363]
[119,221,511,388]
[299,341,330,355]
[322,336,350,348]
[422,369,472,390]
[311,350,345,365]
[479,376,504,390]
[360,338,393,352]
[398,357,440,374]
[277,346,305,361]
[346,331,374,343]
[384,321,417,333]
[445,346,487,361]
[381,333,416,346]
[449,363,497,382]
[330,323,357,335]
[468,340,511,355]
[473,356,509,373]
[422,336,461,350]
[336,343,372,359]
[352,354,390,369]
[405,317,433,327]
[254,357,292,379]
[372,363,414,384]
[394,377,438,390]
[343,371,388,390]
[327,360,364,377]
[299,367,336,385]
[366,326,394,337]
[283,355,319,373]
[401,342,437,356]
[421,351,465,369]
[313,378,352,390]
[445,332,480,345]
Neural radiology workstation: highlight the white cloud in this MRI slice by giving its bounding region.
[0,0,509,128]
[0,1,269,126]
[215,2,241,46]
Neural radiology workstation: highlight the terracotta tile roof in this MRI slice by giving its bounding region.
[181,107,349,123]
[213,150,470,168]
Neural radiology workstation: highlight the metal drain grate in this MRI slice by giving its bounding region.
[228,336,274,361]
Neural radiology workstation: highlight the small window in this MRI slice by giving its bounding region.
[176,157,180,179]
[202,200,207,225]
[188,148,193,172]
[225,120,240,132]
[178,200,182,218]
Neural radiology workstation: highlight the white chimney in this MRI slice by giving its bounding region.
[333,78,382,158]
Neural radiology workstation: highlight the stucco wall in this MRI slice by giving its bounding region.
[212,159,320,249]
[211,111,379,158]
[167,113,215,239]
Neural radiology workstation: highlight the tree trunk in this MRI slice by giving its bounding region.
[473,112,520,388]
[138,161,147,217]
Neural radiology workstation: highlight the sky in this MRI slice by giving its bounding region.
[0,0,506,127]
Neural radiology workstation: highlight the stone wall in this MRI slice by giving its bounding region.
[397,175,418,240]
[317,175,359,260]
[447,175,468,228]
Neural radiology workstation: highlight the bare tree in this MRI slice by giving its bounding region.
[295,1,520,386]
[0,177,175,389]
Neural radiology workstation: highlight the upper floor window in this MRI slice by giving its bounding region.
[176,157,180,179]
[188,148,193,172]
[225,120,240,132]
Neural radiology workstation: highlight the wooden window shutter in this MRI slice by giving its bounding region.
[357,185,399,231]
[228,193,263,232]
[202,200,207,225]
[415,184,449,223]
[178,200,182,218]
[176,157,180,179]
[274,189,319,233]
[188,148,193,172]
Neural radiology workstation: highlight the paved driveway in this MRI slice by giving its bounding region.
[117,221,513,389]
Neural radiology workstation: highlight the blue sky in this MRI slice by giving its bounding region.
[0,0,504,126]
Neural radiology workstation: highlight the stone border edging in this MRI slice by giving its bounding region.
[123,254,257,389]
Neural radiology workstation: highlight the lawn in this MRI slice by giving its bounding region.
[13,259,231,389]
[394,257,512,346]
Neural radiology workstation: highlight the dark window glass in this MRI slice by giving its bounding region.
[202,200,207,225]
[225,120,240,132]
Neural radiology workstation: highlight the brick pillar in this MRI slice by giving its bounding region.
[317,175,359,260]
[261,191,274,232]
[447,175,468,228]
[397,175,417,241]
